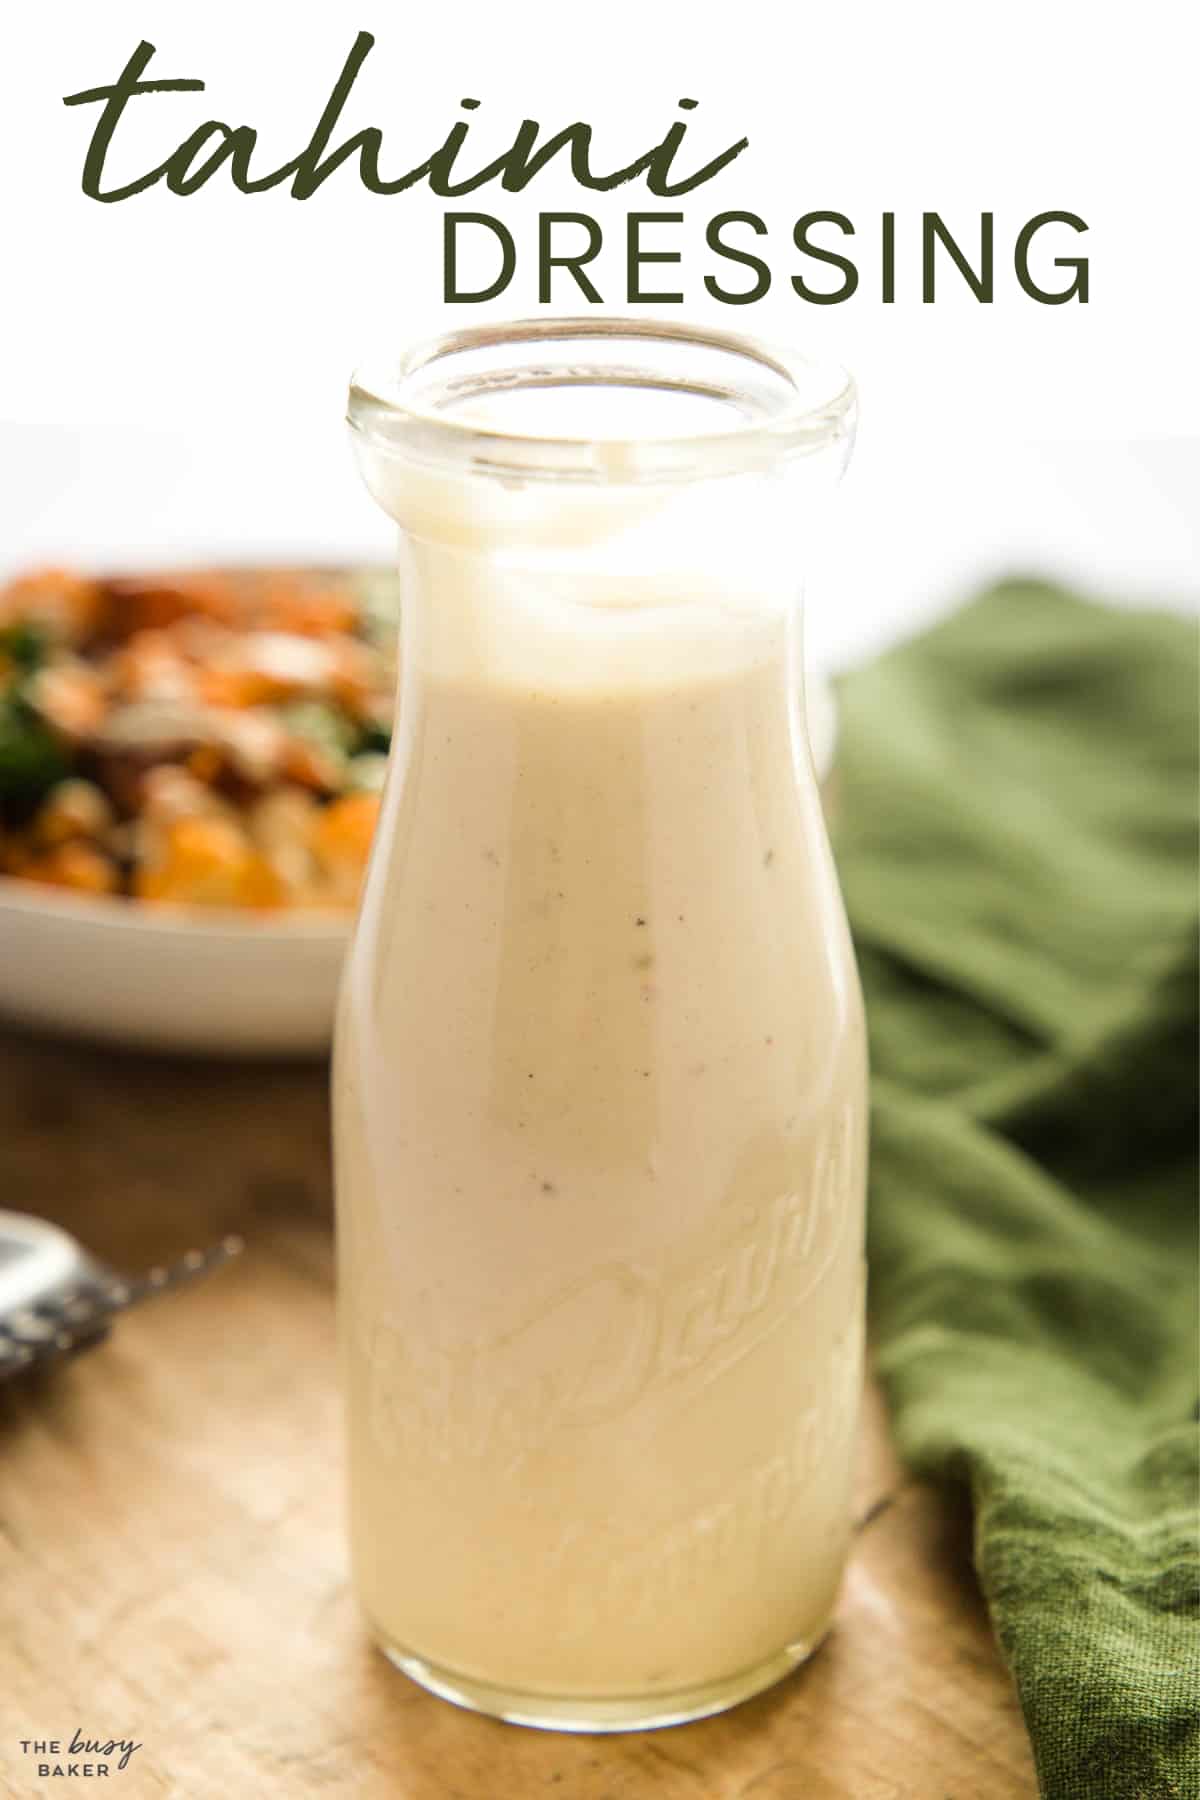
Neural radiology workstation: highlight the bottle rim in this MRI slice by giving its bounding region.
[348,317,856,485]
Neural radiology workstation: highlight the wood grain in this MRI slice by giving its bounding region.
[0,1028,1037,1799]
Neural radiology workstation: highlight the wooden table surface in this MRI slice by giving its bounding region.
[0,1028,1037,1800]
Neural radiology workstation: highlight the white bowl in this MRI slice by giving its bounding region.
[0,878,348,1057]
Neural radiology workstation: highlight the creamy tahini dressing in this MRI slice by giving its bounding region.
[334,440,867,1703]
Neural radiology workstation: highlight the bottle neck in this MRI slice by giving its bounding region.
[395,534,806,709]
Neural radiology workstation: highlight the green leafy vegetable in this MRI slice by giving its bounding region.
[355,720,391,756]
[0,621,51,676]
[0,694,70,809]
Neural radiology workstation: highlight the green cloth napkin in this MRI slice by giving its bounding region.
[833,579,1199,1800]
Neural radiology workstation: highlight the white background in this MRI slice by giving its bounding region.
[2,0,1196,668]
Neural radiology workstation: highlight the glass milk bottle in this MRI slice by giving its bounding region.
[335,319,867,1732]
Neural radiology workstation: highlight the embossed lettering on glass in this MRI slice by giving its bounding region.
[336,319,868,1732]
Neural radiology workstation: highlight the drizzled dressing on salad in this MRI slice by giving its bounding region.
[0,564,399,908]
